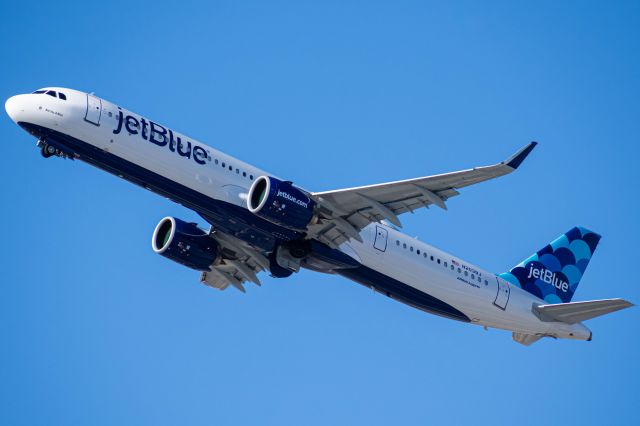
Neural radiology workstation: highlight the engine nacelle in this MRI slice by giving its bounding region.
[247,176,316,231]
[152,217,219,271]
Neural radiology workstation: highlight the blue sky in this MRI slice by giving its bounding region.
[1,1,639,425]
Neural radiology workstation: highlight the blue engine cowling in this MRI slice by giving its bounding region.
[247,176,316,231]
[152,217,219,271]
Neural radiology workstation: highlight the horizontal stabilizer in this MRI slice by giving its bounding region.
[533,298,634,324]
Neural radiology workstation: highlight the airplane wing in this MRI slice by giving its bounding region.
[307,142,537,248]
[200,230,270,293]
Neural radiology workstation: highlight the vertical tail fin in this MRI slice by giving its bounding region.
[499,227,601,304]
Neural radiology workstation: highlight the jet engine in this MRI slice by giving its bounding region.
[247,176,316,231]
[152,217,219,271]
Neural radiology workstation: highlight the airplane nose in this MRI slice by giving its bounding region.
[5,95,24,123]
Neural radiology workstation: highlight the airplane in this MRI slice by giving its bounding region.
[5,87,633,346]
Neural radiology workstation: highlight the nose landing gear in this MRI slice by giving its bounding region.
[37,139,72,159]
[40,142,57,158]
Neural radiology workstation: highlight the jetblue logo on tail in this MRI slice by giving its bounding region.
[527,266,568,292]
[499,226,601,304]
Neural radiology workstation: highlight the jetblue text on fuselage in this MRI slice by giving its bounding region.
[527,265,569,292]
[276,189,309,208]
[113,109,208,165]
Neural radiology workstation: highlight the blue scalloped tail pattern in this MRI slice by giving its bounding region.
[499,227,601,304]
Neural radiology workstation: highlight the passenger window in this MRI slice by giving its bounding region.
[444,262,448,267]
[229,165,233,171]
[484,280,489,285]
[403,243,407,249]
[450,265,454,270]
[478,276,482,283]
[410,247,413,252]
[458,268,461,273]
[215,159,219,165]
[423,253,427,258]
[222,162,226,167]
[464,271,468,276]
[46,90,57,97]
[416,249,420,255]
[437,259,441,264]
[471,274,475,280]
[250,175,253,180]
[58,92,67,100]
[396,240,400,246]
[243,172,247,177]
[236,169,240,174]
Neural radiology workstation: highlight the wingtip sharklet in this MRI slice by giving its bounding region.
[505,141,538,170]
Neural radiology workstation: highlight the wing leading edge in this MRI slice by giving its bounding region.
[308,142,537,248]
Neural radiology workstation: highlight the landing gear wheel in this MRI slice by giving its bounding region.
[288,239,312,259]
[41,144,56,158]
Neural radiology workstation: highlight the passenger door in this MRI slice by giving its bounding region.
[85,93,102,125]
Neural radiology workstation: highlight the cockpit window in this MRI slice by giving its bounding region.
[32,89,67,100]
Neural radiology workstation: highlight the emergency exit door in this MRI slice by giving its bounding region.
[493,277,510,310]
[373,225,388,252]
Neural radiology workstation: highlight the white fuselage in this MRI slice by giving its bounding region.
[5,87,591,341]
